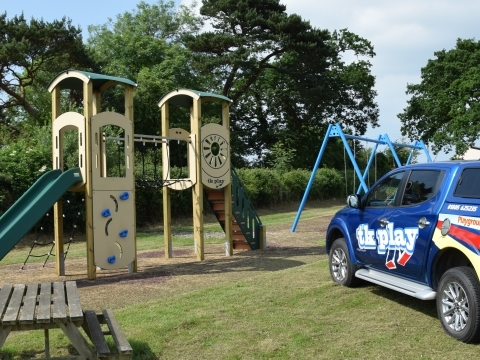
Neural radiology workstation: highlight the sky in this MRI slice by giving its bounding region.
[3,0,480,161]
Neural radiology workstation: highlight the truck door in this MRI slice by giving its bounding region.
[353,171,406,267]
[387,170,444,279]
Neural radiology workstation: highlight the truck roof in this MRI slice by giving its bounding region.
[403,160,480,169]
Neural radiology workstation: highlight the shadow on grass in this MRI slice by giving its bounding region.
[369,285,438,319]
[76,245,326,289]
[129,339,158,360]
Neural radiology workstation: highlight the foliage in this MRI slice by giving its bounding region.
[87,0,204,135]
[0,12,94,122]
[266,143,296,172]
[310,167,344,200]
[184,0,378,165]
[133,144,193,224]
[398,38,480,157]
[0,2,383,224]
[130,166,347,222]
[235,167,344,206]
[236,168,283,205]
[0,125,52,212]
[0,171,13,216]
[280,168,343,201]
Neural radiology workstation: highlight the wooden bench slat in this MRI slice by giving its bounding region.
[102,309,133,355]
[3,284,25,325]
[84,310,111,356]
[52,282,67,322]
[65,281,83,321]
[0,284,13,318]
[19,283,38,324]
[37,282,52,323]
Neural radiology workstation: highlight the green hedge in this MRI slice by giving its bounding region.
[0,126,347,226]
[234,167,344,207]
[0,155,345,225]
[133,166,346,224]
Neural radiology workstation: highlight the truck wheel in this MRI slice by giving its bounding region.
[436,266,480,343]
[329,238,359,287]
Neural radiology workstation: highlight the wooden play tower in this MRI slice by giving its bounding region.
[48,70,137,280]
[47,71,265,280]
[158,89,266,260]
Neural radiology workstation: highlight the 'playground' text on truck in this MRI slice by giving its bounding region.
[326,161,480,343]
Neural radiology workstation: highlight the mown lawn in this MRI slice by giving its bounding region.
[1,201,479,359]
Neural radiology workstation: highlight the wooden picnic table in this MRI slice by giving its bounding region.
[0,281,98,359]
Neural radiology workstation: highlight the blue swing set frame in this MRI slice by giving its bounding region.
[290,123,432,232]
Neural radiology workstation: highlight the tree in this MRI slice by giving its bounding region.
[183,0,378,166]
[398,38,480,157]
[185,0,331,101]
[0,12,93,122]
[87,0,204,135]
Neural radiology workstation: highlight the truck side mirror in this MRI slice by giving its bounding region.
[347,194,360,209]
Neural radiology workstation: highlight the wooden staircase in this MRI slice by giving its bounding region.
[205,188,250,250]
[205,169,263,250]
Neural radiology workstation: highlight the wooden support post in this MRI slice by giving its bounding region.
[52,86,66,276]
[84,81,96,280]
[259,224,267,249]
[54,201,65,276]
[0,327,12,348]
[93,90,101,114]
[44,329,50,358]
[125,85,137,272]
[163,187,172,258]
[57,321,98,359]
[95,90,107,179]
[162,104,173,259]
[222,101,233,256]
[191,100,204,260]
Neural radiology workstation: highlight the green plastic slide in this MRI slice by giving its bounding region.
[0,168,83,261]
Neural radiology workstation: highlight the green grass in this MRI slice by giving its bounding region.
[2,259,479,359]
[258,203,344,227]
[4,202,342,266]
[1,234,225,266]
[4,201,477,359]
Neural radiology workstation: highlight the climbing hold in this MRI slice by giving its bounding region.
[119,230,128,238]
[120,192,129,200]
[107,256,116,264]
[102,209,111,217]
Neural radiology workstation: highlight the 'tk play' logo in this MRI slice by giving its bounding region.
[356,222,419,269]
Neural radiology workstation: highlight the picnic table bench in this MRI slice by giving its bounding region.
[0,281,132,360]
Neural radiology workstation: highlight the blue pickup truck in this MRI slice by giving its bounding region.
[326,161,480,343]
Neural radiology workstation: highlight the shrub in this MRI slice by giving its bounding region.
[281,169,312,201]
[0,128,52,213]
[232,167,345,208]
[235,168,283,206]
[311,167,344,200]
[0,131,346,224]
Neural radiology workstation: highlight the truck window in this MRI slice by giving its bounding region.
[401,170,442,205]
[366,171,405,207]
[454,168,480,198]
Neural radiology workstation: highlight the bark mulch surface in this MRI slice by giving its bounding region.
[0,214,334,311]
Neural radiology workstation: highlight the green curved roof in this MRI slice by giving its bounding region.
[48,70,136,92]
[157,89,233,108]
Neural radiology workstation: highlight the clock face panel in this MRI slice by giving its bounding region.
[201,123,231,189]
[202,134,228,169]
